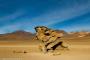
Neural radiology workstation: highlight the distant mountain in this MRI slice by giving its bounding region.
[75,32,90,37]
[0,30,89,41]
[66,31,90,38]
[0,30,35,40]
[0,30,68,40]
[55,30,67,34]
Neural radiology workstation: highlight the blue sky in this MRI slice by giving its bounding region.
[0,0,90,34]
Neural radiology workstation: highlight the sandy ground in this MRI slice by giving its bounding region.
[0,37,90,60]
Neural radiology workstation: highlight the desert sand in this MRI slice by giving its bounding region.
[0,36,90,60]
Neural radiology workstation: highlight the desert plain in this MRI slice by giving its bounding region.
[0,31,90,60]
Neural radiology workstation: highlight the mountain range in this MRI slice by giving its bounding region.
[0,30,90,41]
[0,30,34,41]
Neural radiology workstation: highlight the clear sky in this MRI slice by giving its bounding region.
[0,0,90,34]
